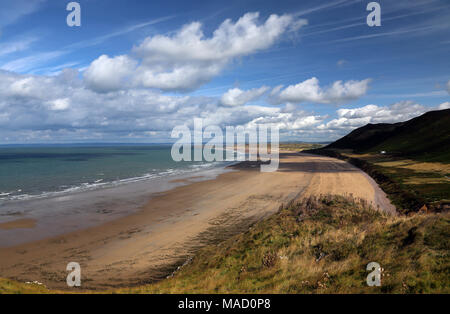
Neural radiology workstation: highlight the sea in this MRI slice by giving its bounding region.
[0,144,235,246]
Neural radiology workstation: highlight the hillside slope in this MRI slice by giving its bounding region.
[119,196,449,294]
[326,109,450,162]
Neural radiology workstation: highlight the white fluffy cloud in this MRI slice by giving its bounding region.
[0,70,190,133]
[220,86,269,106]
[438,102,450,110]
[84,55,137,93]
[274,77,371,104]
[48,98,70,111]
[84,12,307,92]
[318,101,428,131]
[261,114,325,130]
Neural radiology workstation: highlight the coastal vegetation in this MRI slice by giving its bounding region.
[279,143,325,152]
[119,195,449,294]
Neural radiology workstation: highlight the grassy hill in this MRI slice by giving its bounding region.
[326,109,450,163]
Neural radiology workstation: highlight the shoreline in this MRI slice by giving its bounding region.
[0,165,233,247]
[0,153,395,290]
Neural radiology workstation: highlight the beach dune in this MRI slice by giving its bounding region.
[0,153,395,290]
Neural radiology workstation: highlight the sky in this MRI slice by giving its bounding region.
[0,0,449,143]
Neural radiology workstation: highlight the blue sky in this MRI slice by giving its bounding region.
[0,0,449,143]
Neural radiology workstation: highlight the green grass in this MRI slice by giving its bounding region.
[118,196,449,294]
[0,279,53,294]
[279,143,324,152]
[345,153,449,212]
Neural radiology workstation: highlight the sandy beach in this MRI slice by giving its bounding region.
[0,153,395,290]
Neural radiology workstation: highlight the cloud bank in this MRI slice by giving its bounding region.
[0,66,442,143]
[318,101,429,130]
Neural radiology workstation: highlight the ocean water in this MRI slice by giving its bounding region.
[0,144,234,246]
[0,144,226,202]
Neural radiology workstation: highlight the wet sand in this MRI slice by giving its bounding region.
[0,153,395,290]
[0,218,36,230]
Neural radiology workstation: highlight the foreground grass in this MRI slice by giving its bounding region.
[119,196,449,294]
[2,196,448,294]
[0,279,54,294]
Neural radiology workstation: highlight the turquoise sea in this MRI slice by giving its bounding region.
[0,144,226,202]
